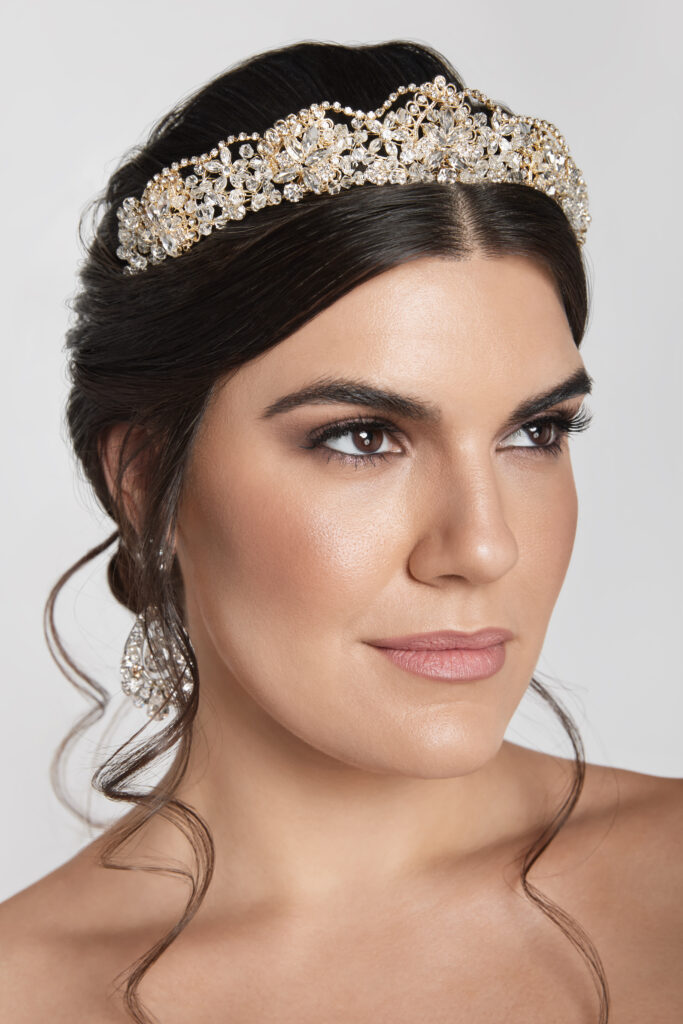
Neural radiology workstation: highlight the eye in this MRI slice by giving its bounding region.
[302,404,594,469]
[499,404,594,458]
[304,416,404,468]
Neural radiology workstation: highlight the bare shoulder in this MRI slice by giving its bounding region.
[1,844,95,1020]
[0,846,86,952]
[604,761,682,915]
[575,758,682,874]
[508,746,683,1015]
[0,836,158,1022]
[526,750,682,974]
[527,748,683,884]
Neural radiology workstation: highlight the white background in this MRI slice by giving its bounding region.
[1,0,681,901]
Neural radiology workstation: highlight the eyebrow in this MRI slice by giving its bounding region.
[260,365,594,431]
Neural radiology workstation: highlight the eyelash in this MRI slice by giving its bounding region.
[304,406,594,468]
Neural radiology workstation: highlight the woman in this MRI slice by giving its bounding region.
[1,38,681,1024]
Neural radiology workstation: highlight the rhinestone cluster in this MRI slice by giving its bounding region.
[120,612,194,719]
[116,74,589,274]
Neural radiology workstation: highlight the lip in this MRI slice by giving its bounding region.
[372,644,507,681]
[365,628,513,682]
[367,628,514,651]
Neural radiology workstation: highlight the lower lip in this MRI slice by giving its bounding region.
[372,643,506,681]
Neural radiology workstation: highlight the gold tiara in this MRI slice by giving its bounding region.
[116,74,590,274]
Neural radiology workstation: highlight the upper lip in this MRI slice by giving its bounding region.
[367,628,514,651]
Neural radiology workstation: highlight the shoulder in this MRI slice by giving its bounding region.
[596,762,683,914]
[0,848,92,1020]
[572,759,682,877]
[0,836,156,1022]
[529,753,683,986]
[506,743,683,924]
[527,750,683,887]
[512,741,681,843]
[508,747,683,1014]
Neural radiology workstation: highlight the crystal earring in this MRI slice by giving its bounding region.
[120,610,194,718]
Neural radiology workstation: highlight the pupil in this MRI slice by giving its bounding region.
[532,423,552,444]
[355,429,382,454]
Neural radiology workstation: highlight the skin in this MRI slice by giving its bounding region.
[162,253,586,893]
[1,255,681,1023]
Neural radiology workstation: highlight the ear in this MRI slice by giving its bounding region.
[99,423,149,537]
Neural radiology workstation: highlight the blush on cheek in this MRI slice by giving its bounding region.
[544,474,578,589]
[521,471,578,619]
[179,452,384,643]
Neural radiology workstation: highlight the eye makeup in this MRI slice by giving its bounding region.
[301,402,593,468]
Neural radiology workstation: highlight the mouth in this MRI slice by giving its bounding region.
[365,628,513,682]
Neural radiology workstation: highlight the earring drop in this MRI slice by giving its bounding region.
[120,610,194,718]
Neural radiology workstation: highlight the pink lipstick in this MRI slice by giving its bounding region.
[367,628,513,681]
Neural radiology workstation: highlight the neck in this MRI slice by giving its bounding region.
[114,634,557,918]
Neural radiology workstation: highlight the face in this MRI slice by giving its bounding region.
[175,255,591,779]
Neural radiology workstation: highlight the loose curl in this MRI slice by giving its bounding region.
[45,38,609,1023]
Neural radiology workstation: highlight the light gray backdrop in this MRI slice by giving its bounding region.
[2,0,681,901]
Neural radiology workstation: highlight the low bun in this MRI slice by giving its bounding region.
[107,542,143,614]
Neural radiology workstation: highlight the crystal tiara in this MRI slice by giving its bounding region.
[116,74,590,275]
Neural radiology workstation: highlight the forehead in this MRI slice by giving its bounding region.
[221,254,583,422]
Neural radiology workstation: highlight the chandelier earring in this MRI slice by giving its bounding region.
[120,609,194,718]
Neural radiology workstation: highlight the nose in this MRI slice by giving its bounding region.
[407,451,519,587]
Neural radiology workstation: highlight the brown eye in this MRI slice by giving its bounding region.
[498,409,591,458]
[346,427,386,455]
[525,420,557,446]
[306,417,405,466]
[319,424,398,459]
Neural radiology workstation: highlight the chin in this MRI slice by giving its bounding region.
[333,708,508,780]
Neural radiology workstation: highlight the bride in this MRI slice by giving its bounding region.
[1,38,680,1024]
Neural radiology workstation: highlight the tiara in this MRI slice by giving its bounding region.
[116,74,589,275]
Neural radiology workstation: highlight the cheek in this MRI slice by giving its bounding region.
[174,446,581,776]
[513,459,579,625]
[180,448,579,646]
[176,454,409,765]
[177,452,392,646]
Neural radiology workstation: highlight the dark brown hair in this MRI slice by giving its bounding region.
[46,38,608,1023]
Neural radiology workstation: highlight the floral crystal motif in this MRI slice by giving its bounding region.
[120,613,193,718]
[116,75,590,275]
